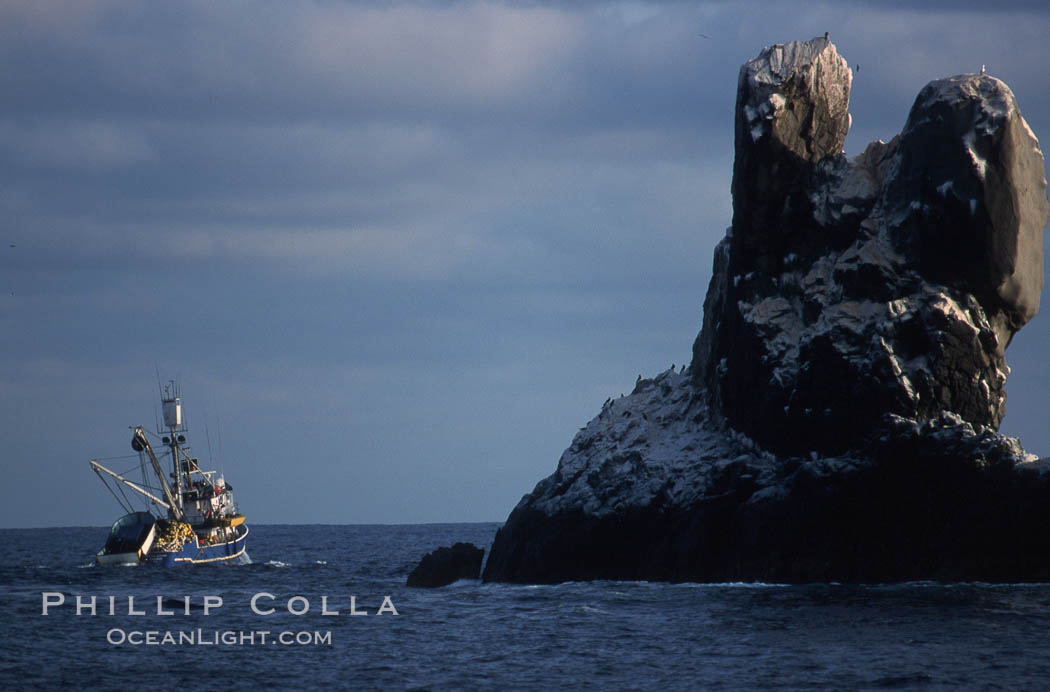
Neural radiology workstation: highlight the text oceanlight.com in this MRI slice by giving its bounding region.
[106,629,332,646]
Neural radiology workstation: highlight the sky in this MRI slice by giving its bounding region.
[2,0,1049,528]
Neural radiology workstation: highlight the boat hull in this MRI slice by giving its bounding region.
[148,524,249,566]
[96,550,144,566]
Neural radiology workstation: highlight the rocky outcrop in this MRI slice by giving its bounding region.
[694,38,1047,456]
[407,542,485,587]
[483,37,1050,584]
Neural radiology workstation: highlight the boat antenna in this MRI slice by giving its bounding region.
[154,364,164,432]
[217,410,225,479]
[205,422,214,467]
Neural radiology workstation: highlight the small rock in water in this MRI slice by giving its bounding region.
[407,542,484,588]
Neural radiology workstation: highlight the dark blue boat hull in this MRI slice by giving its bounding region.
[149,524,249,566]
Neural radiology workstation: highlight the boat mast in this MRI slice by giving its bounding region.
[161,382,186,518]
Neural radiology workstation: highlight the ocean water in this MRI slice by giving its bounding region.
[3,524,1050,690]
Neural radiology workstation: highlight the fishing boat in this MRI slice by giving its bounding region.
[90,381,249,565]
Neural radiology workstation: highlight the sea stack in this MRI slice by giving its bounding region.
[483,37,1050,584]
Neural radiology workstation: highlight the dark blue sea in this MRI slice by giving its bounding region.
[4,523,1050,690]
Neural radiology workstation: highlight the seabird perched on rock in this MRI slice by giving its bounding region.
[824,31,829,41]
[980,64,986,75]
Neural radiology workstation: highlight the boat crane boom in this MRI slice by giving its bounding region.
[130,426,184,521]
[89,459,172,511]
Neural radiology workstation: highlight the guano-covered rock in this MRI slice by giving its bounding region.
[483,37,1050,585]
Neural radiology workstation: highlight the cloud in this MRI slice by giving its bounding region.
[0,119,157,170]
[1,1,583,122]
